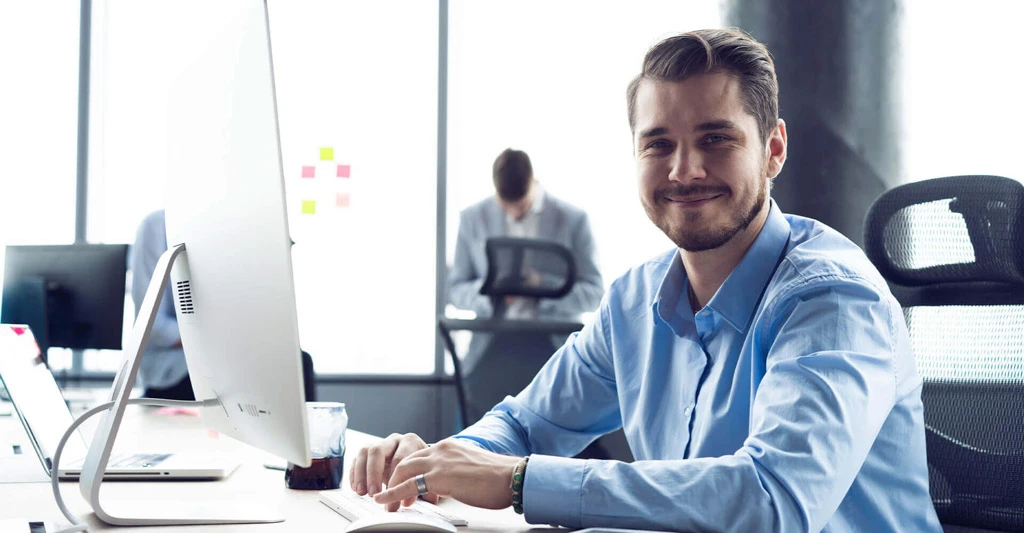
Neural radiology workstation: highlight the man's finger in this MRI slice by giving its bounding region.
[366,436,401,495]
[385,458,438,512]
[399,495,418,511]
[349,447,368,495]
[373,477,419,509]
[386,455,429,494]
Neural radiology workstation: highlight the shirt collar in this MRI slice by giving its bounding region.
[654,200,791,334]
[705,200,791,333]
[503,184,545,225]
[655,251,690,329]
[527,184,545,216]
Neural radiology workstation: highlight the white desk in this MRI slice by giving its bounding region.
[0,405,545,532]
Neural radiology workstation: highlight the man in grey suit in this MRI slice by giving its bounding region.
[447,148,605,426]
[448,148,604,321]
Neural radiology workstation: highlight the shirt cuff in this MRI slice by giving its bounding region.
[523,454,585,528]
[450,435,488,450]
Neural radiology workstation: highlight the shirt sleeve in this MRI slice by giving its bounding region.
[465,274,904,532]
[130,213,180,349]
[453,298,622,512]
[447,209,493,317]
[454,293,621,451]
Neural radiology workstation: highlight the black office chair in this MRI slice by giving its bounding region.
[864,175,1024,532]
[439,237,584,429]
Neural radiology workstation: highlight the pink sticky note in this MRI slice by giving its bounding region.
[301,165,315,178]
[336,193,350,208]
[336,164,351,178]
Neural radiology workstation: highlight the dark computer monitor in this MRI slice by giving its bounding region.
[1,244,129,360]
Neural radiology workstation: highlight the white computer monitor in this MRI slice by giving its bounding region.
[75,0,309,526]
[162,0,308,469]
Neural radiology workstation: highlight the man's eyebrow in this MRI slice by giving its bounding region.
[694,119,740,132]
[637,126,669,140]
[638,120,741,139]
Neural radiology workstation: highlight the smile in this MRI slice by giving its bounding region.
[663,194,723,207]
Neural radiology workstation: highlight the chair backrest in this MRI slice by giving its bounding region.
[864,175,1024,531]
[439,237,583,428]
[480,237,576,318]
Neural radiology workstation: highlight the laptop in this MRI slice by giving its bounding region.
[0,324,239,480]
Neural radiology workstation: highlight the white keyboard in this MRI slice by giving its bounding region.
[319,489,469,527]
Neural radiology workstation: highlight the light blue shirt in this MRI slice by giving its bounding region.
[455,203,941,532]
[129,210,188,390]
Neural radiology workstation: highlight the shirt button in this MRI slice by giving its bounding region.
[683,405,693,416]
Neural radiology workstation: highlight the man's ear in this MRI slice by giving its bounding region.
[766,118,787,180]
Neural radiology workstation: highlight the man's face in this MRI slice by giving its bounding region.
[498,183,535,221]
[633,72,785,252]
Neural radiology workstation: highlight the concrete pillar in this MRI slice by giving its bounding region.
[724,0,904,245]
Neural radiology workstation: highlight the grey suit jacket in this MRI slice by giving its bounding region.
[448,193,603,320]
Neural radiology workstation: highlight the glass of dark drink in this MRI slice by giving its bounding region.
[285,402,347,490]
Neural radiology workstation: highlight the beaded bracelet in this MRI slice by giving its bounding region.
[510,456,529,514]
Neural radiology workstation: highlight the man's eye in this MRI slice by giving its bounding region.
[703,134,728,145]
[645,140,671,151]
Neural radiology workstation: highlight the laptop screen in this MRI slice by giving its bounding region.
[0,325,89,471]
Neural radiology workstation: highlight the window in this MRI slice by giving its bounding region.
[0,2,81,371]
[0,2,79,247]
[86,1,439,375]
[903,1,1024,183]
[446,1,723,288]
[270,1,439,374]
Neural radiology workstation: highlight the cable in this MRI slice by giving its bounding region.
[50,398,203,533]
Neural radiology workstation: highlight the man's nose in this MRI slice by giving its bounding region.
[668,148,705,182]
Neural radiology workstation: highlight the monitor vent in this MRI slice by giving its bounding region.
[237,402,267,417]
[175,280,195,315]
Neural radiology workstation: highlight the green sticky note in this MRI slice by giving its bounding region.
[301,200,316,214]
[320,147,334,161]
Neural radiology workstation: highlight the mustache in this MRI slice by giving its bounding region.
[655,184,730,197]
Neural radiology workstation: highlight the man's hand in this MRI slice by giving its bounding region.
[523,268,543,287]
[372,439,522,512]
[349,433,431,501]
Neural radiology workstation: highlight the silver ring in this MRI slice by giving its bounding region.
[414,474,429,496]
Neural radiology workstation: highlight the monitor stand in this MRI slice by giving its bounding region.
[75,243,284,526]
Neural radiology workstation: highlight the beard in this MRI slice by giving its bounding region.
[644,170,769,252]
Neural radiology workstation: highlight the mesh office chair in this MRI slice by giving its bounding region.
[864,175,1024,532]
[439,237,584,428]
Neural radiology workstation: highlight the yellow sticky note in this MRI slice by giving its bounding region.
[320,147,334,161]
[301,200,316,214]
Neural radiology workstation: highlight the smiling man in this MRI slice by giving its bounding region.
[353,29,941,532]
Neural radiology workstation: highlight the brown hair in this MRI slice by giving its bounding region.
[492,148,533,202]
[626,28,778,144]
